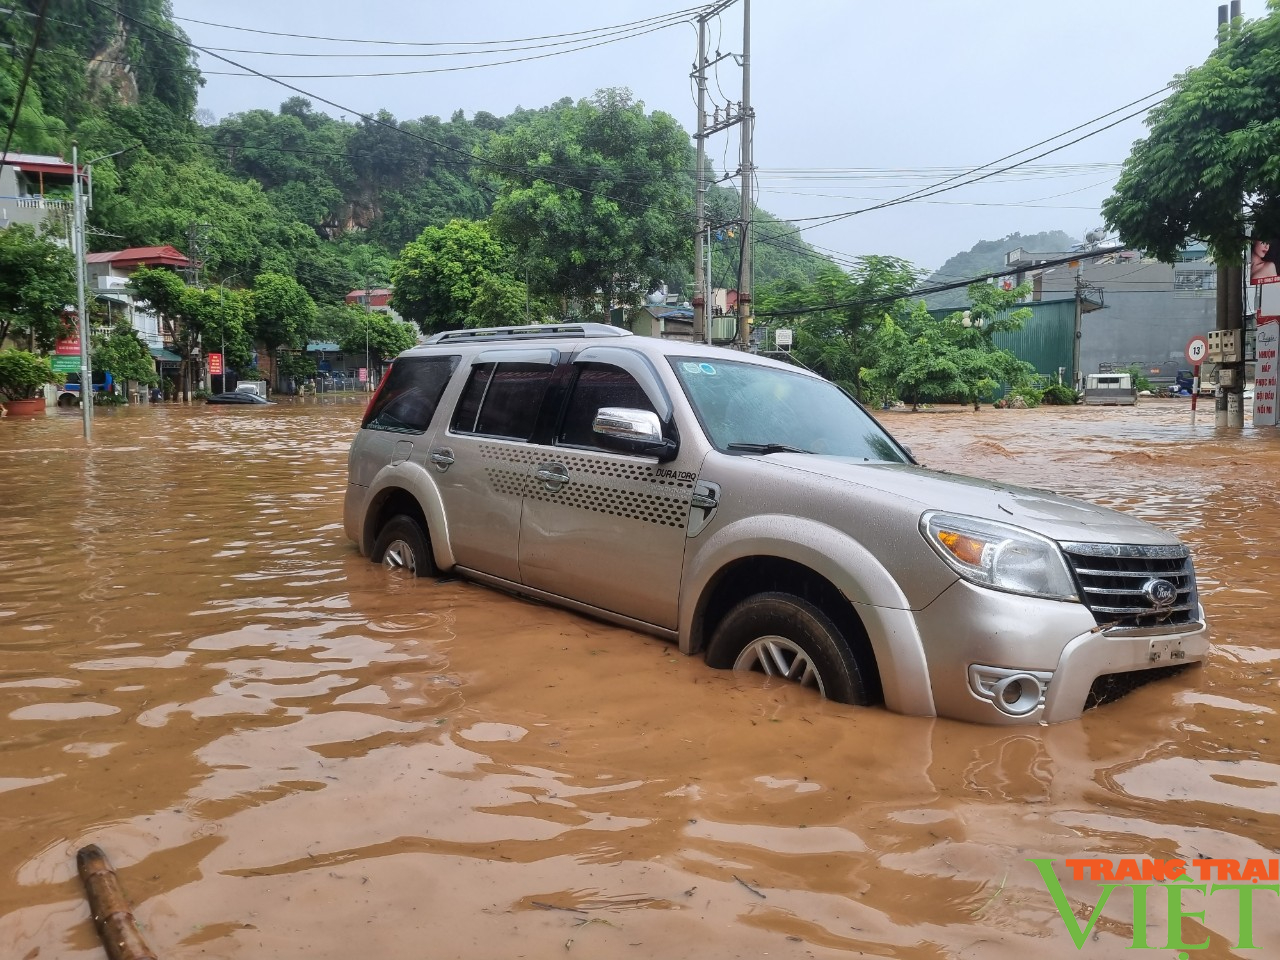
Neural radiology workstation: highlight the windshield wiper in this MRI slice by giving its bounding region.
[726,442,812,455]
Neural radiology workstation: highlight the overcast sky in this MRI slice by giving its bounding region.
[169,0,1232,274]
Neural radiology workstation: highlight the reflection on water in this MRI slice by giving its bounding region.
[1,401,1278,958]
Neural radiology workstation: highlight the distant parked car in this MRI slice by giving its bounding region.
[206,391,273,405]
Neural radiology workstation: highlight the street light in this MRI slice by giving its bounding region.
[217,272,245,394]
[71,143,136,441]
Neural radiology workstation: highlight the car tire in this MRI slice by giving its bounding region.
[705,592,868,705]
[371,515,434,577]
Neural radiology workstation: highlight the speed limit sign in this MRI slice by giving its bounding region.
[1185,335,1209,365]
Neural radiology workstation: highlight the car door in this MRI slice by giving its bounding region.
[431,349,558,583]
[518,347,703,630]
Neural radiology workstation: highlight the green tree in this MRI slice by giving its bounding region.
[207,285,256,373]
[128,267,214,400]
[0,225,77,349]
[1102,6,1280,260]
[391,219,527,333]
[485,88,695,314]
[92,319,159,387]
[756,257,921,400]
[332,309,418,362]
[252,272,317,386]
[861,285,1034,411]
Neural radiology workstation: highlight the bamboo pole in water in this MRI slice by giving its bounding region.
[76,845,159,960]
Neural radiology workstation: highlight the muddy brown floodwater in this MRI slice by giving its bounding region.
[1,399,1279,960]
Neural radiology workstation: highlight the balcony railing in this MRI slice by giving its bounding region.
[12,196,72,211]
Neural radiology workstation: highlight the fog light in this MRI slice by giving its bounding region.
[969,665,1052,717]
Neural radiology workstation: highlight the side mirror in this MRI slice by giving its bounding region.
[593,407,679,462]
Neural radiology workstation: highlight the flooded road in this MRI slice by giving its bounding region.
[1,399,1278,959]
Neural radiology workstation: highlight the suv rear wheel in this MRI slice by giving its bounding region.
[705,592,868,705]
[371,515,433,577]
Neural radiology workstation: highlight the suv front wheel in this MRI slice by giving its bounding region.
[371,515,433,577]
[705,592,869,705]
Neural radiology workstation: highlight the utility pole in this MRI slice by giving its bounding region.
[1216,1,1245,428]
[735,0,754,349]
[690,0,748,346]
[72,144,91,441]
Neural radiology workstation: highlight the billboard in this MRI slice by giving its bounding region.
[1249,239,1280,285]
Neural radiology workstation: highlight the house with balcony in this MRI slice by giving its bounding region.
[0,153,79,236]
[85,246,191,370]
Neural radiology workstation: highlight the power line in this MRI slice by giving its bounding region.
[172,6,703,47]
[762,88,1168,237]
[756,247,1126,320]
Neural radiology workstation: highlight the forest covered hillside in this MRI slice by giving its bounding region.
[0,0,828,310]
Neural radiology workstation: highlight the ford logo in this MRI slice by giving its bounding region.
[1142,578,1178,609]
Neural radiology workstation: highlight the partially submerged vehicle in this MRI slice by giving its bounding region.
[1082,373,1138,406]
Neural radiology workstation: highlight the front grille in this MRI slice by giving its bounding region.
[1061,542,1199,630]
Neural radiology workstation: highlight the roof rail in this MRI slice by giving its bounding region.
[424,323,631,344]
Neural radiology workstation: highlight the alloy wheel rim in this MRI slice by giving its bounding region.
[382,539,417,574]
[732,635,825,695]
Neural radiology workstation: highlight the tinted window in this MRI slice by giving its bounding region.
[451,362,553,440]
[559,363,656,448]
[362,355,459,433]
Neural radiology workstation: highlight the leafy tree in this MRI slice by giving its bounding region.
[206,285,255,373]
[332,308,419,362]
[92,318,159,386]
[0,225,77,349]
[1102,6,1280,261]
[128,266,214,400]
[252,272,317,385]
[756,256,921,400]
[486,88,695,314]
[861,284,1034,411]
[391,219,527,333]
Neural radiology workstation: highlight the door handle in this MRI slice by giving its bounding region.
[430,448,455,470]
[535,464,569,488]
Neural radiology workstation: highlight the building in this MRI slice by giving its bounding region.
[0,153,78,235]
[84,246,191,376]
[344,288,405,325]
[1026,248,1216,388]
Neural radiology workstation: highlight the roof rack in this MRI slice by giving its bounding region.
[424,323,631,344]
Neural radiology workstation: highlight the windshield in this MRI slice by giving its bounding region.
[669,357,910,463]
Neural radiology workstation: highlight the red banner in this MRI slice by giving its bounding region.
[208,352,224,376]
[55,336,80,356]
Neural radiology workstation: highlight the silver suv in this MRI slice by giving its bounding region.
[344,324,1208,724]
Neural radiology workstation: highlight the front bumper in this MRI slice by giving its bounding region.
[915,580,1209,725]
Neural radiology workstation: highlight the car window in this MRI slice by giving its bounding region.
[362,355,460,433]
[557,363,657,449]
[669,356,909,462]
[451,361,554,440]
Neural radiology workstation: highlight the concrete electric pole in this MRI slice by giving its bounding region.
[690,0,754,348]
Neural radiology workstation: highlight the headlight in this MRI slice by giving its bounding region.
[920,512,1079,601]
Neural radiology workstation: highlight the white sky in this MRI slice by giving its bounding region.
[169,0,1231,274]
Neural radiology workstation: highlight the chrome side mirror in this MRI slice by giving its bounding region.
[592,407,678,461]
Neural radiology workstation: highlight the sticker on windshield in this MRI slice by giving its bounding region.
[698,363,717,375]
[681,362,702,374]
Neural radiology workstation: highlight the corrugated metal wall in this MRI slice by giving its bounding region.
[992,300,1076,382]
[928,301,1077,382]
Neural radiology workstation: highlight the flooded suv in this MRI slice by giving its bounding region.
[344,324,1208,724]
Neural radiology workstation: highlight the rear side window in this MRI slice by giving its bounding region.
[451,362,554,440]
[362,356,460,433]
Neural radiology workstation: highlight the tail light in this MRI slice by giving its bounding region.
[361,363,392,426]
